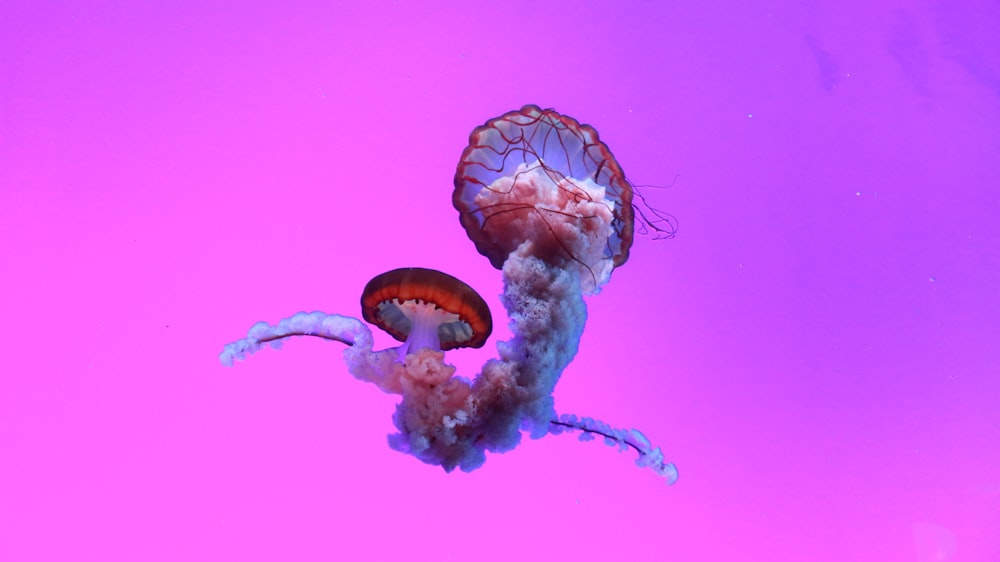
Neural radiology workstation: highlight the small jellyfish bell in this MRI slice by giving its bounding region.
[453,104,636,293]
[360,267,492,360]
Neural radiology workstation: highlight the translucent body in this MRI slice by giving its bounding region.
[454,105,635,289]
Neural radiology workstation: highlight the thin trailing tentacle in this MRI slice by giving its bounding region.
[549,413,678,484]
[219,311,371,366]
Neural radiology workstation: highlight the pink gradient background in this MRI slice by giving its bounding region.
[2,1,998,560]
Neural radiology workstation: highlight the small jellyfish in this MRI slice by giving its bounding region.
[360,267,492,358]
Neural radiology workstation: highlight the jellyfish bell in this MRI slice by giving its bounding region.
[453,105,636,292]
[361,267,493,360]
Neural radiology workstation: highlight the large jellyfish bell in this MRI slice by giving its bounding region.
[453,105,636,293]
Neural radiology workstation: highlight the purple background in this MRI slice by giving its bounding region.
[2,1,998,560]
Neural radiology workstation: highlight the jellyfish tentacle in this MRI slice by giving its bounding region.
[549,413,678,484]
[218,311,371,367]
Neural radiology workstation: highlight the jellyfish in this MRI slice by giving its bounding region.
[360,267,492,358]
[220,105,678,483]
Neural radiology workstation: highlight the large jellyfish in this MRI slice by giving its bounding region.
[220,105,678,483]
